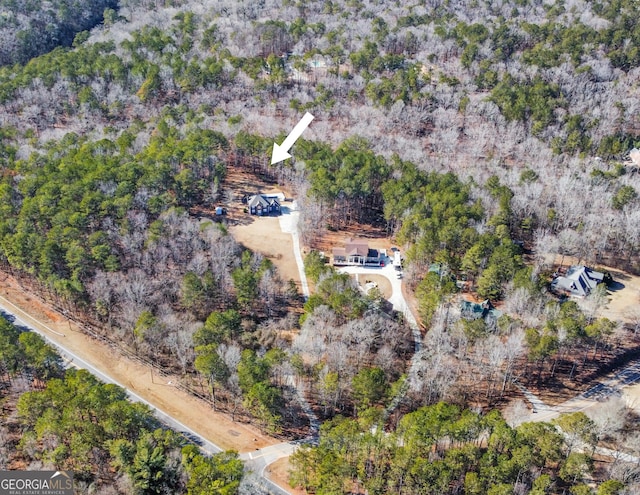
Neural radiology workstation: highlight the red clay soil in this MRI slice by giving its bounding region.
[308,224,393,255]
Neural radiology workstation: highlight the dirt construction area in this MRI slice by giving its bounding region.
[0,272,278,454]
[217,164,303,291]
[229,215,301,287]
[599,268,640,324]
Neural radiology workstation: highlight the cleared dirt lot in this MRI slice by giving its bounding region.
[549,254,640,324]
[215,164,303,291]
[229,214,301,287]
[355,272,393,299]
[623,383,640,414]
[599,268,640,324]
[266,457,306,495]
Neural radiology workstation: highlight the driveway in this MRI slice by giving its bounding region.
[336,259,421,351]
[278,202,310,299]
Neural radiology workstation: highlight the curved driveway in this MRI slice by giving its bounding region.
[336,260,421,352]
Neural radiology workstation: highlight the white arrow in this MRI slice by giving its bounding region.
[271,112,314,164]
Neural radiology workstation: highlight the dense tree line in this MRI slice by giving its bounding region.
[290,402,631,495]
[295,136,390,228]
[0,0,118,66]
[0,0,637,267]
[0,125,227,294]
[0,315,63,385]
[0,116,301,431]
[0,316,244,494]
[296,258,413,417]
[290,258,411,423]
[299,148,528,322]
[0,2,638,489]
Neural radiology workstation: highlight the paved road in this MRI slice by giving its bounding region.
[0,202,327,493]
[240,443,298,495]
[0,298,223,455]
[515,356,640,425]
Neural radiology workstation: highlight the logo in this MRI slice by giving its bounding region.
[0,471,73,495]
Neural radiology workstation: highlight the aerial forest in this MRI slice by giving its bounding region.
[0,0,640,493]
[0,316,245,494]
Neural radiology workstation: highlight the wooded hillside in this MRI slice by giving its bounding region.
[1,0,640,492]
[0,0,117,65]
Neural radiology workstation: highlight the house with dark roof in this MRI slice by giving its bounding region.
[551,265,605,297]
[461,299,502,321]
[247,194,281,216]
[332,238,381,266]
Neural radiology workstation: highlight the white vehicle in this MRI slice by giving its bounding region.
[393,251,402,270]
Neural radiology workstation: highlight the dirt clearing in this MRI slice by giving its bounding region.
[623,382,640,413]
[308,224,392,255]
[229,215,301,286]
[354,273,392,299]
[599,268,640,324]
[217,164,303,291]
[266,457,306,495]
[549,255,640,324]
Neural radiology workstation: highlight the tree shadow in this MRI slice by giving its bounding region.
[607,280,626,292]
[225,212,256,227]
[0,310,16,324]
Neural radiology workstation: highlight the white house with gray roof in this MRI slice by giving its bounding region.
[551,265,605,297]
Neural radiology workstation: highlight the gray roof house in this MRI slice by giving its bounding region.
[461,299,502,321]
[248,194,281,216]
[551,265,604,297]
